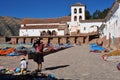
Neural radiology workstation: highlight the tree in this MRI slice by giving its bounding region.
[85,10,91,19]
[92,8,110,19]
[92,10,103,19]
[102,8,110,18]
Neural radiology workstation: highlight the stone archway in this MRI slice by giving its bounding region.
[52,30,57,36]
[41,31,47,36]
[47,30,52,35]
[90,25,99,32]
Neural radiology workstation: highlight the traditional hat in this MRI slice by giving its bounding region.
[21,57,25,60]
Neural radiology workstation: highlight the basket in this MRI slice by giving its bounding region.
[28,52,35,59]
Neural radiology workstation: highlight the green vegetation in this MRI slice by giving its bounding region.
[85,8,110,19]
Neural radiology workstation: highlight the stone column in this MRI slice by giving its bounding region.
[69,37,75,44]
[76,37,83,44]
[42,38,48,44]
[11,38,17,44]
[51,37,58,44]
[25,38,31,44]
[0,37,6,43]
[60,37,66,44]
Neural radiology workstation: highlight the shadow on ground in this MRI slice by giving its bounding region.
[44,65,70,70]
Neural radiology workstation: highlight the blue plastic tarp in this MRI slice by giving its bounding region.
[90,44,105,51]
[7,52,20,56]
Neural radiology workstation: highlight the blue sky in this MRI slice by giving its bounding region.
[0,0,115,18]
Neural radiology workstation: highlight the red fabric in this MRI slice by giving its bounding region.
[101,54,107,61]
[36,43,44,53]
[117,63,120,70]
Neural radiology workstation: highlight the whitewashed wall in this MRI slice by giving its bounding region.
[79,22,102,33]
[19,28,65,36]
[57,30,64,36]
[103,4,120,40]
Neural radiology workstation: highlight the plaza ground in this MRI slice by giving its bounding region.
[0,44,120,80]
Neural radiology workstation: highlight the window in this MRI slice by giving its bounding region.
[67,25,69,28]
[84,27,86,31]
[77,30,80,34]
[116,20,118,26]
[79,8,82,13]
[74,16,77,21]
[74,8,77,14]
[79,16,82,21]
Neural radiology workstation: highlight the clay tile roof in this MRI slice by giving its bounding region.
[104,0,119,21]
[21,25,59,29]
[117,0,120,2]
[22,16,71,24]
[71,2,85,6]
[58,27,65,30]
[80,19,104,23]
[61,16,71,23]
[22,18,61,24]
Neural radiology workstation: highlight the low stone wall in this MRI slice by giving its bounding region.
[8,36,87,45]
[0,34,105,46]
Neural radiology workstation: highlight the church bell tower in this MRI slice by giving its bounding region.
[71,2,85,22]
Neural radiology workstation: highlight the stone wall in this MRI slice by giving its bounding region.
[97,36,120,49]
[8,36,87,45]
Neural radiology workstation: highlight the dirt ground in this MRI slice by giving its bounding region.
[0,44,120,80]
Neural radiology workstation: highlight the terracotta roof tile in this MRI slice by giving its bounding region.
[80,19,104,23]
[104,0,119,21]
[117,0,120,2]
[58,27,65,30]
[21,25,59,29]
[22,16,71,24]
[71,2,85,6]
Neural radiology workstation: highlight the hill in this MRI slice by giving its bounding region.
[0,16,22,36]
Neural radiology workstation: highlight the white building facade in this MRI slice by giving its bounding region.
[19,17,70,36]
[103,0,120,39]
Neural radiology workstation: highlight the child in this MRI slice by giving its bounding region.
[20,57,28,74]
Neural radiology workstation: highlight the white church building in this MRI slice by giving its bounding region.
[19,2,103,37]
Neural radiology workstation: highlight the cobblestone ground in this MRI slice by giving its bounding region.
[0,44,120,80]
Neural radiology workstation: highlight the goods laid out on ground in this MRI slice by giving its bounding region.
[0,43,71,80]
[102,49,120,61]
[89,44,107,53]
[28,43,73,59]
[0,43,73,57]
